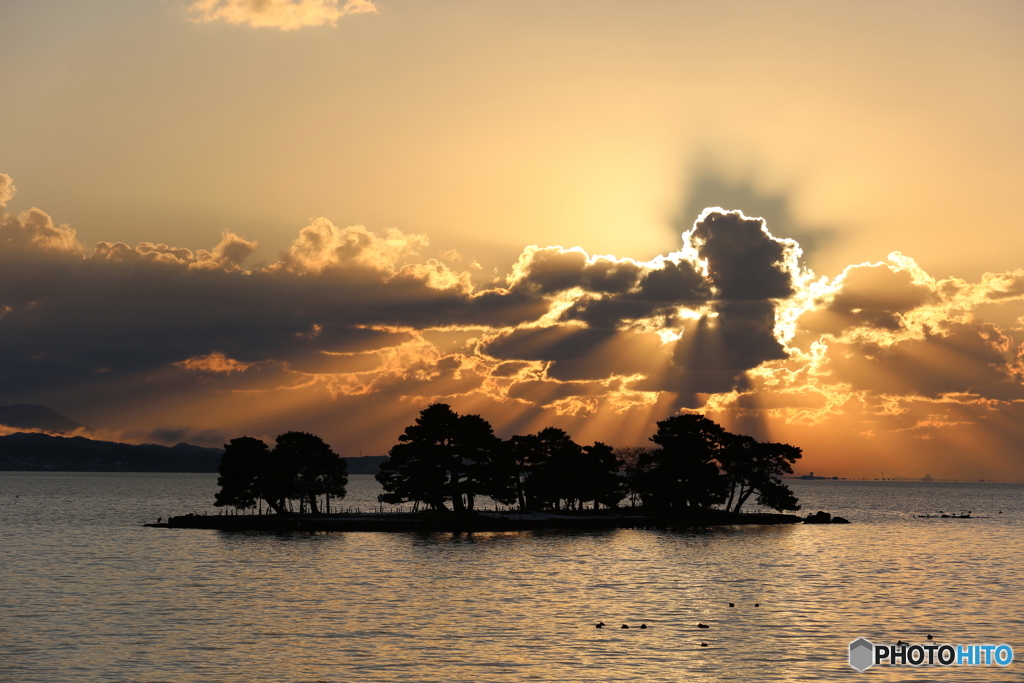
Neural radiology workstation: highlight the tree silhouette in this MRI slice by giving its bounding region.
[374,404,802,518]
[718,434,801,513]
[523,427,581,510]
[214,432,347,514]
[484,433,542,511]
[273,431,348,515]
[615,446,655,508]
[578,442,626,510]
[638,414,730,511]
[376,403,499,513]
[494,428,624,511]
[481,431,624,512]
[215,436,274,512]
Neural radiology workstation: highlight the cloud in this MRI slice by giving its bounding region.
[1,207,82,253]
[677,161,840,263]
[797,261,934,336]
[485,326,667,382]
[5,172,1024,477]
[175,352,253,374]
[91,231,258,271]
[273,219,422,275]
[822,321,1022,399]
[187,0,377,31]
[0,183,546,405]
[0,192,840,420]
[0,174,15,207]
[688,208,799,301]
[498,209,800,397]
[781,254,1024,403]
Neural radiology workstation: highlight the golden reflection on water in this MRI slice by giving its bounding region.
[1,474,1022,682]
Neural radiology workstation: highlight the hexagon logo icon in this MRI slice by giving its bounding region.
[849,638,874,671]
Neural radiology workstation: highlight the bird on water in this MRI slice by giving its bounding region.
[697,623,710,629]
[595,622,605,629]
[639,624,647,629]
[700,642,708,647]
[621,624,629,629]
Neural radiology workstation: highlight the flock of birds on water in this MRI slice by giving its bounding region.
[595,603,938,649]
[594,602,761,648]
[915,510,1004,518]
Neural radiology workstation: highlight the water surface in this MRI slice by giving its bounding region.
[1,473,1021,682]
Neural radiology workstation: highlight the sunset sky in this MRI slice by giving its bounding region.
[3,0,1024,480]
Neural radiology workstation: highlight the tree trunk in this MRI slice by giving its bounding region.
[734,486,754,513]
[450,471,466,514]
[262,496,288,515]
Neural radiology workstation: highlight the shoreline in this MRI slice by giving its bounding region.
[150,509,805,533]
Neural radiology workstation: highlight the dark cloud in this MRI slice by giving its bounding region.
[730,390,828,411]
[825,321,1024,400]
[9,171,1024,473]
[559,258,710,329]
[350,353,487,399]
[627,370,728,406]
[687,210,796,301]
[676,162,840,262]
[508,247,646,297]
[484,327,666,381]
[499,209,797,393]
[490,361,533,378]
[0,210,547,396]
[799,262,934,336]
[279,349,387,375]
[672,300,788,372]
[504,376,629,408]
[1,201,805,431]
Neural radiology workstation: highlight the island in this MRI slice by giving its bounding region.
[151,404,849,532]
[155,508,805,533]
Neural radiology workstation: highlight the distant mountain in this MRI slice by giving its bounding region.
[0,431,387,474]
[0,404,88,433]
[346,455,388,475]
[0,432,222,472]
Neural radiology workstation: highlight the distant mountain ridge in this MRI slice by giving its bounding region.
[0,405,387,473]
[0,432,224,472]
[0,430,389,474]
[346,455,388,475]
[0,404,87,433]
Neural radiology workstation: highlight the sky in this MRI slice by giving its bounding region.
[3,0,1024,480]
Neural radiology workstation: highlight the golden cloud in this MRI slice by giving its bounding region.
[187,0,377,31]
[175,352,253,373]
[6,171,1024,477]
[0,173,15,207]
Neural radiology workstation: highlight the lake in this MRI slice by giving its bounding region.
[1,473,1021,682]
